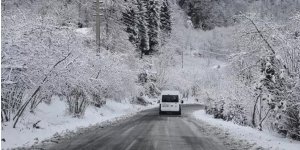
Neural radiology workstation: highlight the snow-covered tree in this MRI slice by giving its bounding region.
[122,6,138,46]
[231,12,300,139]
[160,0,172,45]
[136,0,149,58]
[145,0,160,54]
[1,0,141,127]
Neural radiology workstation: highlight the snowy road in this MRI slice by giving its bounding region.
[48,104,227,150]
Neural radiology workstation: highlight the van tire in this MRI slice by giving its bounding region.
[159,110,164,115]
[159,104,162,115]
[178,106,181,115]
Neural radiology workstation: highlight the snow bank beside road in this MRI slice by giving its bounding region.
[193,110,300,150]
[1,99,157,149]
[183,97,205,105]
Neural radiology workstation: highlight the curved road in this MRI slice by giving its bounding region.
[49,104,227,150]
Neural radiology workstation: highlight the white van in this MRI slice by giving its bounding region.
[159,90,183,115]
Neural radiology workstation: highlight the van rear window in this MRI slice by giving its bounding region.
[162,95,179,102]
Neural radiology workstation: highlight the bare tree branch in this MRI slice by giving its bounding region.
[243,14,276,54]
[13,52,72,128]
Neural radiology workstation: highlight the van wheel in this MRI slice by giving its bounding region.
[159,104,162,115]
[178,106,181,115]
[159,111,163,115]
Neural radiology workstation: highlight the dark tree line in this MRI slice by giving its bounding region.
[122,0,172,58]
[178,0,248,30]
[178,0,300,30]
[160,0,172,44]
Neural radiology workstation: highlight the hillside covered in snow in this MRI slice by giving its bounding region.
[1,0,300,149]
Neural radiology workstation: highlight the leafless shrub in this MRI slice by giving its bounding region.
[66,87,88,117]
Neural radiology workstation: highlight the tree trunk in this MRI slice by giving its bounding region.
[259,95,262,125]
[258,108,272,131]
[13,86,41,128]
[252,93,261,127]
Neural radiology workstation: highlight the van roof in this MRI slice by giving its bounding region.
[161,90,180,95]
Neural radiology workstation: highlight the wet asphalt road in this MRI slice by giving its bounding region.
[48,104,227,150]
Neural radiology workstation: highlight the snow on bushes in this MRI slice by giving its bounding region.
[228,13,300,139]
[198,12,300,140]
[201,67,253,127]
[1,1,139,126]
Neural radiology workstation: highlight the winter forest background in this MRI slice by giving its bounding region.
[1,0,300,144]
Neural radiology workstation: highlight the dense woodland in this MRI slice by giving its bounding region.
[178,0,300,140]
[1,0,300,141]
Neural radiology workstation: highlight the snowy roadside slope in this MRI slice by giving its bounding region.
[193,110,300,150]
[1,99,157,149]
[182,97,206,105]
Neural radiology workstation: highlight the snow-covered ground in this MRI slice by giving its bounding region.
[183,97,205,105]
[193,110,300,150]
[1,98,157,149]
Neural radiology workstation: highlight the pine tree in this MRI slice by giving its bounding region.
[122,6,138,46]
[160,0,172,44]
[145,0,160,55]
[136,0,149,58]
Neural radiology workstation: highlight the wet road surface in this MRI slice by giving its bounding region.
[49,104,227,150]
